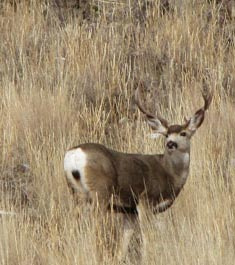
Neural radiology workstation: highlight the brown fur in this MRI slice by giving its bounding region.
[167,124,186,134]
[64,89,212,262]
[65,89,212,216]
[76,143,181,213]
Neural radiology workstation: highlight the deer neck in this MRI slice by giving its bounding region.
[163,149,190,189]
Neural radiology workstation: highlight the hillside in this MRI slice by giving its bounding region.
[0,1,235,264]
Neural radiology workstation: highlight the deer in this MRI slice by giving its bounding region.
[64,86,212,260]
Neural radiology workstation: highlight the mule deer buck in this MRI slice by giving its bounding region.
[64,87,212,258]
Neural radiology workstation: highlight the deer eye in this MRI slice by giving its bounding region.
[166,134,169,138]
[180,132,187,137]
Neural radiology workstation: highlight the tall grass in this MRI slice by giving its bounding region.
[0,1,235,264]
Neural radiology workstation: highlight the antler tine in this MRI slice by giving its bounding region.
[135,86,168,127]
[135,87,155,119]
[202,90,213,111]
[202,77,213,111]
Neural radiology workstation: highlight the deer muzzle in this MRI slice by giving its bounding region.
[167,141,178,150]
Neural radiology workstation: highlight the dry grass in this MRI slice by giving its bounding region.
[0,0,235,264]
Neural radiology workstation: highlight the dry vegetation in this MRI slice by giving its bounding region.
[0,0,235,264]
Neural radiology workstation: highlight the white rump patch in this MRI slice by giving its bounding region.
[64,148,89,192]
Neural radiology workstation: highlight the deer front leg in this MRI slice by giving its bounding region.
[137,196,174,263]
[118,214,137,262]
[136,201,149,264]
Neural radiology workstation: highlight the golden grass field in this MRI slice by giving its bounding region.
[0,1,235,264]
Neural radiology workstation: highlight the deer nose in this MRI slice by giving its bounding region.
[167,141,178,149]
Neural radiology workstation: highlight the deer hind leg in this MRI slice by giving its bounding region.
[83,166,119,262]
[64,169,91,220]
[84,168,113,211]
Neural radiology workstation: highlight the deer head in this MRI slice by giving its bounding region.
[135,87,213,154]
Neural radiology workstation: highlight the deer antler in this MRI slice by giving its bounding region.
[194,78,213,116]
[202,77,213,111]
[201,90,213,112]
[185,78,212,121]
[185,82,213,131]
[135,86,168,128]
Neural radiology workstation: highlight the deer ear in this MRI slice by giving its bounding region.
[187,109,205,133]
[146,117,168,135]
